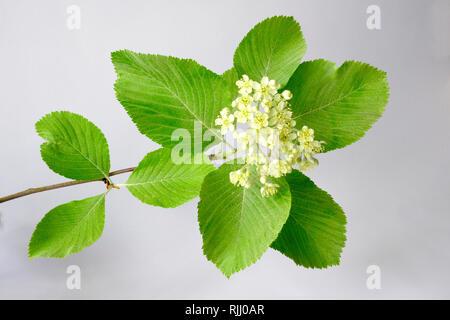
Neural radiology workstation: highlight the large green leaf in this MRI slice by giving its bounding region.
[233,16,307,87]
[36,111,110,181]
[271,171,346,268]
[29,193,107,258]
[198,163,291,277]
[287,59,389,151]
[126,148,215,208]
[112,50,231,151]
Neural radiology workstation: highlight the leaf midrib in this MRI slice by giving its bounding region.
[51,193,106,255]
[218,185,249,274]
[122,53,224,145]
[57,140,109,180]
[48,118,109,180]
[126,173,201,187]
[293,82,373,120]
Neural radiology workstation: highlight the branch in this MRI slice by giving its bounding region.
[0,167,136,204]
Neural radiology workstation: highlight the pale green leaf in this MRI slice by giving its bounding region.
[287,59,389,151]
[126,148,215,208]
[36,111,110,180]
[271,171,346,268]
[29,193,107,258]
[112,50,232,151]
[198,163,291,277]
[233,16,307,87]
[222,67,239,99]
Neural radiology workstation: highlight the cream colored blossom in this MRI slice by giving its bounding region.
[258,127,276,149]
[250,111,269,129]
[261,183,279,197]
[298,126,314,143]
[281,90,293,100]
[236,75,253,95]
[233,131,254,151]
[298,158,318,171]
[261,98,273,113]
[233,98,257,123]
[237,94,253,107]
[229,168,251,188]
[215,108,235,134]
[252,76,279,101]
[214,75,325,196]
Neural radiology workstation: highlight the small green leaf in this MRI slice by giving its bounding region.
[29,193,107,258]
[36,111,110,181]
[126,148,215,208]
[198,163,291,277]
[233,16,307,87]
[112,50,232,151]
[287,59,389,151]
[271,171,346,268]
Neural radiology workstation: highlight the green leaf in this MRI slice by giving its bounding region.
[112,50,232,151]
[233,16,307,87]
[287,59,389,151]
[271,171,346,268]
[29,193,107,258]
[36,111,110,181]
[126,148,215,208]
[198,163,291,277]
[222,67,239,99]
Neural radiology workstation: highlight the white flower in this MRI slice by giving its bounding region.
[220,107,230,117]
[234,103,256,123]
[273,93,282,103]
[276,100,287,111]
[230,169,251,188]
[246,150,267,165]
[215,110,235,134]
[281,90,293,100]
[214,75,325,197]
[233,131,253,150]
[267,159,291,178]
[261,183,279,197]
[298,126,314,143]
[297,126,324,160]
[237,95,253,107]
[298,158,318,171]
[252,76,279,101]
[261,98,273,113]
[236,75,253,95]
[258,127,276,150]
[250,111,269,129]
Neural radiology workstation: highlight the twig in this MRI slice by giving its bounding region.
[0,167,136,204]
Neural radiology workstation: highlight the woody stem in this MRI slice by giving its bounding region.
[0,167,136,204]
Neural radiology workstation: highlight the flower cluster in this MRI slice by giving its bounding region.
[215,75,325,197]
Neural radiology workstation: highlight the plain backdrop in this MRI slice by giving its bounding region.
[0,0,449,299]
